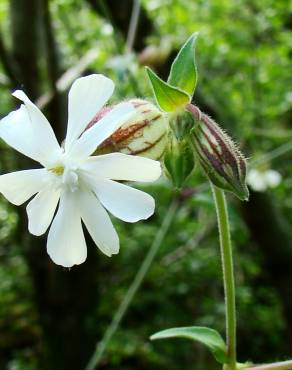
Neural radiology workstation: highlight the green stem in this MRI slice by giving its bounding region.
[85,199,178,370]
[211,184,237,370]
[246,361,292,370]
[250,140,292,167]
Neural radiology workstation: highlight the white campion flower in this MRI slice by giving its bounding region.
[0,74,161,267]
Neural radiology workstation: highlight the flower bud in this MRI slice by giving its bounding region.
[163,108,196,188]
[187,104,249,200]
[90,99,169,160]
[169,108,195,141]
[164,136,195,189]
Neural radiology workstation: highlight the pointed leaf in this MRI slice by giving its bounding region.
[150,326,227,364]
[167,33,198,96]
[146,67,190,112]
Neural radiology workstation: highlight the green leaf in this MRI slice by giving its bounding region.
[150,326,227,364]
[167,33,199,96]
[146,67,190,112]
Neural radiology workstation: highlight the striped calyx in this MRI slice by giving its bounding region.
[164,136,195,189]
[163,109,196,188]
[169,108,195,141]
[187,104,249,201]
[92,99,168,160]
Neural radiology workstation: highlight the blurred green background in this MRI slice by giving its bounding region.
[0,0,292,369]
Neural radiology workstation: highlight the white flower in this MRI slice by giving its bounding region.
[247,168,282,192]
[0,74,161,267]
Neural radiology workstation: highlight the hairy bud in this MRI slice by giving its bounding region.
[169,108,194,141]
[187,104,249,200]
[91,99,168,160]
[163,109,196,188]
[164,136,195,189]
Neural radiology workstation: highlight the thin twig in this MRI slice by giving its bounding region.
[98,0,124,54]
[98,0,142,96]
[36,48,99,109]
[250,141,292,167]
[126,0,141,52]
[34,0,143,110]
[253,128,292,139]
[162,217,214,266]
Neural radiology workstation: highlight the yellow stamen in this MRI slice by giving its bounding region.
[49,165,64,175]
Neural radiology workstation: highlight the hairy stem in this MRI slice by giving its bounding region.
[211,184,237,369]
[85,199,179,370]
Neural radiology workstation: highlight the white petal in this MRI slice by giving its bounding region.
[6,90,61,165]
[68,102,135,160]
[0,106,52,164]
[92,179,155,223]
[0,169,51,205]
[65,74,114,151]
[77,190,119,256]
[26,187,60,236]
[82,153,161,182]
[47,190,87,267]
[0,106,36,161]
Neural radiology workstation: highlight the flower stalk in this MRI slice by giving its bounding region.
[211,184,237,370]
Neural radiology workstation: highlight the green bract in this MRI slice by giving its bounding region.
[150,326,227,364]
[146,32,249,201]
[167,32,198,97]
[146,67,190,112]
[145,33,199,112]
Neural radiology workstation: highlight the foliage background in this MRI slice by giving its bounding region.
[0,0,292,369]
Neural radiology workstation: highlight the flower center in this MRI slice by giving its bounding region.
[49,161,79,192]
[49,165,65,176]
[63,168,79,192]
